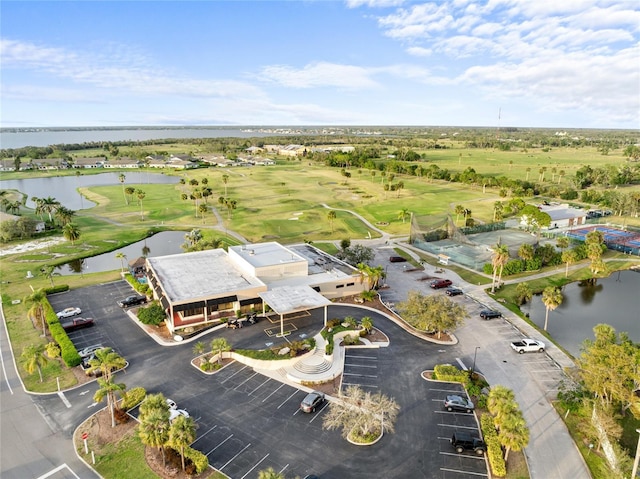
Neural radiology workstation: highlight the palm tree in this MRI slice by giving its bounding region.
[515,282,533,306]
[561,249,578,278]
[40,264,58,288]
[222,174,229,196]
[168,415,197,471]
[40,196,60,222]
[327,210,337,233]
[395,180,404,198]
[360,316,373,334]
[397,208,410,223]
[125,186,136,205]
[94,376,127,428]
[493,201,504,222]
[24,288,47,334]
[192,341,206,356]
[198,204,208,223]
[556,236,569,251]
[54,206,75,226]
[541,286,563,331]
[224,198,237,220]
[258,468,285,479]
[20,344,49,383]
[490,244,510,293]
[210,337,231,365]
[454,205,465,225]
[487,385,517,429]
[87,347,126,382]
[136,189,146,220]
[62,223,80,245]
[498,411,529,461]
[118,173,127,205]
[115,252,127,273]
[138,407,170,466]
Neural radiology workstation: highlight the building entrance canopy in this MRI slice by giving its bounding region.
[258,286,332,337]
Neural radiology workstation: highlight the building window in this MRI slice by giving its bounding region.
[335,284,344,289]
[346,282,355,287]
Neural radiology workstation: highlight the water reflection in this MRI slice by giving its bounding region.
[55,231,186,275]
[522,270,640,356]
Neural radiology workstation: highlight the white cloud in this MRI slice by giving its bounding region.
[346,0,406,8]
[259,62,380,89]
[406,46,432,56]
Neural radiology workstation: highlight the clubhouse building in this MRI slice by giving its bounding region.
[145,242,365,333]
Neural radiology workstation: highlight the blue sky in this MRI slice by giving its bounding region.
[1,0,638,129]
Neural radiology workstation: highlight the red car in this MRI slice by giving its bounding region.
[430,279,452,289]
[61,317,95,332]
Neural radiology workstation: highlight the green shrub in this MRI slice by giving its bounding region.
[44,284,69,294]
[200,361,222,372]
[433,364,470,385]
[136,301,166,326]
[325,342,334,355]
[481,413,506,477]
[121,387,146,410]
[182,446,209,474]
[343,334,360,345]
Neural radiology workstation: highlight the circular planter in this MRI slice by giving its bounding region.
[346,427,384,446]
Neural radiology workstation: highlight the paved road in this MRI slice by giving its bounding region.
[0,304,99,479]
[371,240,591,479]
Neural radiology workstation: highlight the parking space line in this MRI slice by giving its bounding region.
[205,434,234,457]
[309,402,329,423]
[439,452,486,460]
[221,365,248,383]
[240,453,269,479]
[277,390,299,409]
[344,363,377,368]
[434,411,475,416]
[440,467,488,476]
[429,388,464,393]
[343,372,378,378]
[345,354,377,360]
[279,464,290,474]
[342,382,378,388]
[220,443,251,470]
[249,377,271,395]
[234,372,258,390]
[438,424,479,429]
[192,425,217,445]
[262,383,285,402]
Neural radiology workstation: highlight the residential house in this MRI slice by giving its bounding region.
[72,157,105,169]
[103,157,142,168]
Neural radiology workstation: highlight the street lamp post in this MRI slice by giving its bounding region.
[631,428,640,478]
[471,347,480,376]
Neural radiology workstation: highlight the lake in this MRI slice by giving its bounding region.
[0,127,297,149]
[0,172,179,210]
[521,269,640,356]
[56,230,187,275]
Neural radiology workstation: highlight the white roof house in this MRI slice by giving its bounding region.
[145,242,363,333]
[520,203,587,230]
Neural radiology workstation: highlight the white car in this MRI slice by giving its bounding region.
[56,307,82,319]
[166,399,177,410]
[169,408,189,422]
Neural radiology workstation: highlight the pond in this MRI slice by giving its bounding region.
[521,269,640,356]
[55,230,187,275]
[0,172,179,210]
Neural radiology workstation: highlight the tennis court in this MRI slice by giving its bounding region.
[567,225,640,255]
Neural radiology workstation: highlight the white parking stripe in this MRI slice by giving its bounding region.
[440,467,488,476]
[192,424,217,444]
[343,372,378,378]
[345,363,377,368]
[309,402,329,423]
[277,390,299,409]
[429,388,464,393]
[205,434,233,456]
[234,372,258,390]
[345,354,377,360]
[262,383,285,402]
[221,365,248,383]
[439,452,486,460]
[342,382,378,388]
[240,453,269,479]
[279,464,290,474]
[438,423,479,429]
[249,377,271,395]
[220,443,251,470]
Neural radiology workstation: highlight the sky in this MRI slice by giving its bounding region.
[1,0,639,129]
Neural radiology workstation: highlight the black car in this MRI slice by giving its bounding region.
[300,391,325,413]
[444,394,475,412]
[450,431,486,455]
[389,256,407,263]
[117,295,147,307]
[445,287,463,296]
[61,317,95,332]
[480,309,501,320]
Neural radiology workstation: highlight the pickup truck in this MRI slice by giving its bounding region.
[61,317,95,332]
[510,338,546,354]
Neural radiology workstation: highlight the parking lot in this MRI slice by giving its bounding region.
[42,282,493,478]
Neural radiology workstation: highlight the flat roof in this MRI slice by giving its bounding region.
[258,286,332,315]
[147,249,265,303]
[229,242,306,268]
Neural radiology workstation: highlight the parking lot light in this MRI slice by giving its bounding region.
[471,346,480,376]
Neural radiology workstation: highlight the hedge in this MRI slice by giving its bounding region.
[44,284,69,294]
[43,297,81,366]
[481,413,507,477]
[123,273,150,296]
[182,446,209,474]
[433,364,470,385]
